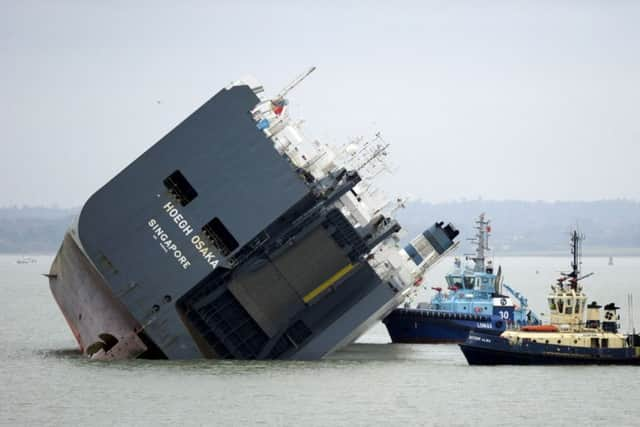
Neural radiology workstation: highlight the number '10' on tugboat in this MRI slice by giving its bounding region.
[383,214,540,344]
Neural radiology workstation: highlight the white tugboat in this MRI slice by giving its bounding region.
[460,230,640,365]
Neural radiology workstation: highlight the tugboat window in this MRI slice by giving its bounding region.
[447,277,463,288]
[557,299,564,313]
[549,299,557,310]
[463,277,474,289]
[566,307,573,315]
[601,339,608,348]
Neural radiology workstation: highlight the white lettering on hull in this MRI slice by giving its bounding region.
[163,202,194,236]
[146,202,221,270]
[191,235,219,268]
[476,322,493,329]
[148,218,192,270]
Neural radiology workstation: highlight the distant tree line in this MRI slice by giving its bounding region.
[2,200,640,254]
[397,199,640,255]
[0,206,77,253]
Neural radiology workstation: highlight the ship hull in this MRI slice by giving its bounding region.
[47,83,419,361]
[460,332,640,365]
[49,231,155,359]
[292,281,403,358]
[48,79,458,361]
[51,222,400,361]
[383,308,502,344]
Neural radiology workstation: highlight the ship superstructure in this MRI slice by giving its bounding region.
[384,214,539,343]
[48,69,458,360]
[460,231,640,365]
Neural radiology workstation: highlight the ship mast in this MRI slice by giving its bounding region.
[569,230,581,280]
[560,230,592,291]
[467,213,490,273]
[276,66,316,99]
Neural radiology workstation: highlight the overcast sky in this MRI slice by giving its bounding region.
[2,1,639,207]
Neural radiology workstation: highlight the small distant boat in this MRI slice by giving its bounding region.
[609,256,614,266]
[16,256,37,264]
[460,231,640,365]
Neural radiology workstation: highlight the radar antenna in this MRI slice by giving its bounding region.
[559,230,591,291]
[353,132,391,176]
[633,294,636,335]
[340,132,393,182]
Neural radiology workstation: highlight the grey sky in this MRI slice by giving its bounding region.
[2,0,639,207]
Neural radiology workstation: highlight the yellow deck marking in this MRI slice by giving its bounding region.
[303,263,355,303]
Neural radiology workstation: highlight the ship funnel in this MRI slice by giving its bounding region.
[586,301,602,329]
[602,302,620,333]
[404,222,459,269]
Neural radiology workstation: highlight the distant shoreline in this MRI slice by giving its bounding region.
[4,249,640,257]
[4,200,640,256]
[492,248,640,257]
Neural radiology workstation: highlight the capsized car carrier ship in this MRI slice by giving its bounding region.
[48,68,459,360]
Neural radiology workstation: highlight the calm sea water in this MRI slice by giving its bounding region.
[2,255,639,426]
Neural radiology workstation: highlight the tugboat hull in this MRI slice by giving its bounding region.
[383,308,502,344]
[460,332,640,365]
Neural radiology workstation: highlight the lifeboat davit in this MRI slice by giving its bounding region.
[520,325,559,332]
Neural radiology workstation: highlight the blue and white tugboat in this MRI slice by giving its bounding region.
[383,214,539,343]
[460,231,640,365]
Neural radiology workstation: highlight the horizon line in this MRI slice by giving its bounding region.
[2,197,640,210]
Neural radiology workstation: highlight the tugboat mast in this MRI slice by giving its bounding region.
[569,230,582,280]
[562,230,589,291]
[467,213,490,272]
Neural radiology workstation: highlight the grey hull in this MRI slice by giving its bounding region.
[48,83,406,360]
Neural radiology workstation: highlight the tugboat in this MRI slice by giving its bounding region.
[460,230,640,365]
[383,214,539,343]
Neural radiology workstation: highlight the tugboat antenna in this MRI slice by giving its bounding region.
[629,293,635,335]
[465,213,490,272]
[570,230,582,279]
[562,229,589,290]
